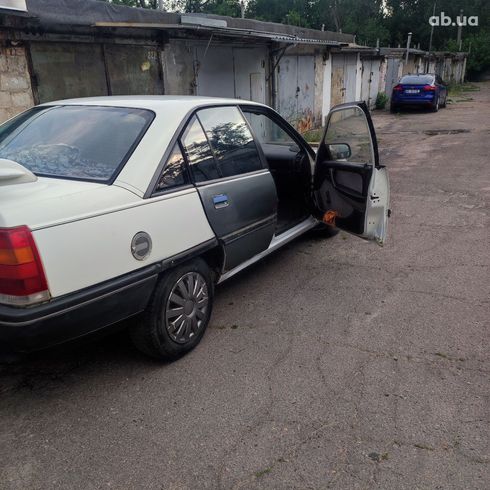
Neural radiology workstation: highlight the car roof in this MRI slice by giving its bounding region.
[401,73,435,78]
[40,95,267,113]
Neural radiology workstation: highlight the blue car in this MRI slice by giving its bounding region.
[390,74,448,112]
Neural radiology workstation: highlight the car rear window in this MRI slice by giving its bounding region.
[400,75,434,85]
[0,105,154,183]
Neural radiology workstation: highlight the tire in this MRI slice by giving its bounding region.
[440,96,447,108]
[311,222,340,238]
[390,103,397,113]
[432,98,439,112]
[130,258,213,361]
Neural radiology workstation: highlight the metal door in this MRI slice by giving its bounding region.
[195,45,235,97]
[297,56,315,132]
[314,102,390,246]
[360,58,372,106]
[29,42,108,103]
[233,47,267,103]
[278,55,315,129]
[385,58,400,99]
[343,54,358,103]
[277,55,299,122]
[104,45,163,95]
[369,60,381,108]
[331,55,345,106]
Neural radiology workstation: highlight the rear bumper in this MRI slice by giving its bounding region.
[0,266,159,352]
[392,94,436,105]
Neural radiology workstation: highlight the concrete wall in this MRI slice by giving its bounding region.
[0,46,34,123]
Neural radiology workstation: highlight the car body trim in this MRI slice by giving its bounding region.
[221,214,277,245]
[218,216,317,283]
[0,237,218,328]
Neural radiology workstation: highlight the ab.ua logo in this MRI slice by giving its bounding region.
[429,11,478,26]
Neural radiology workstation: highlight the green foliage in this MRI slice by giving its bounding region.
[375,92,389,110]
[302,129,323,143]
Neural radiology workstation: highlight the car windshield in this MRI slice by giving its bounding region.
[400,75,434,85]
[0,105,154,182]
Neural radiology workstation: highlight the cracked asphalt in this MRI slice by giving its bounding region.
[1,83,489,490]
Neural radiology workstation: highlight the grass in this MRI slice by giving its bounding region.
[302,128,323,144]
[255,467,272,478]
[448,82,480,98]
[414,443,435,451]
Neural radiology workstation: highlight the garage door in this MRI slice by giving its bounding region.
[104,45,163,95]
[29,42,108,103]
[195,45,235,98]
[277,55,315,130]
[29,42,163,103]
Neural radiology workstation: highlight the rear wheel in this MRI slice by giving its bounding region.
[389,102,398,113]
[432,97,440,112]
[440,96,447,108]
[130,258,213,360]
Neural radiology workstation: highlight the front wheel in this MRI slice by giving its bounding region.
[130,258,213,360]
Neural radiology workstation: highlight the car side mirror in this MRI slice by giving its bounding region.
[288,143,300,153]
[328,143,351,160]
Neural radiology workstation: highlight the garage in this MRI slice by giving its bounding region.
[331,52,358,106]
[277,54,315,131]
[29,42,163,103]
[194,44,268,104]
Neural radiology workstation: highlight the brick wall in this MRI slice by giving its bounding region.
[0,46,34,123]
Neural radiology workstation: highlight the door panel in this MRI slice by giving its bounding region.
[315,161,373,235]
[196,171,277,270]
[185,106,278,271]
[314,102,389,245]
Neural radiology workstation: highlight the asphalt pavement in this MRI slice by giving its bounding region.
[1,83,489,490]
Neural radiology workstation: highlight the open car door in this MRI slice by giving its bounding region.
[314,102,390,245]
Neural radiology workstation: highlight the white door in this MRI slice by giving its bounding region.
[313,102,390,245]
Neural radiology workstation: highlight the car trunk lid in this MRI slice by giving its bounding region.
[0,175,138,230]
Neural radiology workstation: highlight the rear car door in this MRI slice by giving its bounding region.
[181,106,278,271]
[313,102,390,245]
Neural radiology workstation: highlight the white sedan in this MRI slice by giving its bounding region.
[0,96,389,360]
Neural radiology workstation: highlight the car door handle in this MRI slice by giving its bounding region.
[213,194,229,209]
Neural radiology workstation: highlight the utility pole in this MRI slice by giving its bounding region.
[157,0,164,10]
[405,32,412,65]
[240,1,245,19]
[456,9,463,50]
[427,1,436,72]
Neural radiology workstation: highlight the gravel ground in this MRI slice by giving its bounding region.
[1,83,489,490]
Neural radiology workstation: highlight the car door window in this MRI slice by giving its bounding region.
[155,143,188,191]
[180,116,220,183]
[243,111,294,146]
[197,106,263,178]
[324,106,374,165]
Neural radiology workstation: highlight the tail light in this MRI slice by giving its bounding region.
[0,226,50,306]
[422,84,436,92]
[393,84,403,92]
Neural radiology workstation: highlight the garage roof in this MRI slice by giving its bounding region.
[6,0,353,46]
